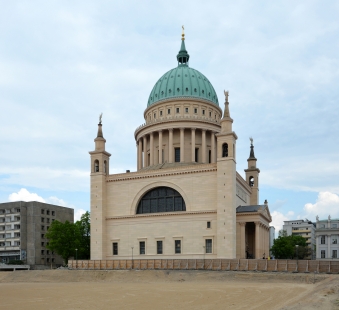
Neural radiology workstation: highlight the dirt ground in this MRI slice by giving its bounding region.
[0,270,338,310]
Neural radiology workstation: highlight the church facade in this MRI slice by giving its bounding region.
[90,32,272,261]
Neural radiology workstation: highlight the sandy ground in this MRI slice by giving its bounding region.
[0,270,338,310]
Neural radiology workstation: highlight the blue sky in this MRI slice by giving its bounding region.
[0,1,338,228]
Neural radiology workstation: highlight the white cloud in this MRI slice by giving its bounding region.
[7,188,87,222]
[8,188,45,203]
[304,191,339,220]
[270,210,293,233]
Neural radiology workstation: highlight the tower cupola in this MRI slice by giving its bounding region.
[176,26,190,65]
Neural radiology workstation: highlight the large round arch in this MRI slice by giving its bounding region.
[131,182,190,215]
[136,186,186,214]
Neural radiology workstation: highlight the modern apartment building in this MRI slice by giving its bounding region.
[283,219,316,259]
[0,201,73,268]
[316,217,339,260]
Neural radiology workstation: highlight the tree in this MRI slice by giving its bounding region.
[45,212,91,264]
[75,211,90,259]
[46,220,78,264]
[271,230,308,259]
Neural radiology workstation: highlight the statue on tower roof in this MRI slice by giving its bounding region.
[223,90,230,118]
[99,113,103,124]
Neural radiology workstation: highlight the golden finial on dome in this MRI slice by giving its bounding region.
[182,25,185,40]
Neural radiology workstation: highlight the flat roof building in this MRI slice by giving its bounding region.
[316,216,339,260]
[0,201,73,268]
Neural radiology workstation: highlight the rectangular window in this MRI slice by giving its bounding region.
[176,107,179,113]
[41,209,45,214]
[205,239,212,253]
[333,238,337,244]
[52,211,55,216]
[41,225,45,231]
[41,218,45,222]
[47,210,50,215]
[157,241,163,254]
[41,250,44,255]
[47,218,50,223]
[16,208,20,213]
[160,111,163,116]
[46,250,49,255]
[207,221,211,228]
[209,111,212,117]
[47,258,50,263]
[332,224,337,228]
[139,241,146,255]
[194,108,197,114]
[113,243,118,255]
[321,236,325,244]
[202,109,205,115]
[185,107,188,113]
[321,250,325,258]
[41,234,44,238]
[195,148,199,162]
[41,242,44,246]
[333,250,337,258]
[154,113,156,119]
[175,148,180,162]
[175,240,181,254]
[208,150,211,163]
[167,109,171,114]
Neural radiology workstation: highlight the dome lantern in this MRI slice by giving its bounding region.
[176,26,189,65]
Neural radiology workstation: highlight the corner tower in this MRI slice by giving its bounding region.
[89,115,111,260]
[245,139,260,205]
[216,92,238,258]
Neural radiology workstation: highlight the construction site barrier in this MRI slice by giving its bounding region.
[67,259,339,274]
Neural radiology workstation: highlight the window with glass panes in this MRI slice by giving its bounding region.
[157,241,163,254]
[205,239,212,253]
[139,241,145,254]
[113,243,118,255]
[175,240,181,254]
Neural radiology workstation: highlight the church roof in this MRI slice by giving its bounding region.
[147,35,219,107]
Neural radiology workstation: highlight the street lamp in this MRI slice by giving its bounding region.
[295,245,299,272]
[75,248,78,269]
[131,247,134,270]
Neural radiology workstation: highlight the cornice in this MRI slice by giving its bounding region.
[135,116,221,139]
[106,210,217,220]
[106,163,217,183]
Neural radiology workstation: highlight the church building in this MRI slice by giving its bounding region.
[89,30,272,261]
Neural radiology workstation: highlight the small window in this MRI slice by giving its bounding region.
[175,148,180,162]
[209,112,212,117]
[139,241,146,255]
[41,218,45,223]
[332,224,337,228]
[94,160,99,172]
[321,250,325,258]
[47,258,50,263]
[157,241,163,255]
[47,250,49,255]
[154,113,156,119]
[41,242,44,246]
[41,225,45,230]
[175,240,181,254]
[47,226,49,231]
[176,107,179,113]
[333,238,337,244]
[51,211,55,216]
[333,250,337,258]
[195,148,199,162]
[160,111,163,116]
[185,107,188,113]
[47,210,50,215]
[41,234,44,238]
[167,109,171,115]
[321,236,325,244]
[207,221,211,228]
[47,218,50,223]
[16,208,20,213]
[194,108,197,114]
[202,110,205,115]
[41,250,44,255]
[222,143,228,157]
[249,176,254,187]
[113,243,118,255]
[41,210,45,215]
[205,239,212,253]
[52,258,55,263]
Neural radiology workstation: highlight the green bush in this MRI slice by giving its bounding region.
[7,260,24,265]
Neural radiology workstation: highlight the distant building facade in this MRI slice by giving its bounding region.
[0,201,73,268]
[283,219,316,259]
[316,216,339,260]
[269,226,275,256]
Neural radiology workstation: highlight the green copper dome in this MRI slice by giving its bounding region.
[147,38,219,107]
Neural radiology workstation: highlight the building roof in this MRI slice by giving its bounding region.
[236,205,263,213]
[147,38,219,107]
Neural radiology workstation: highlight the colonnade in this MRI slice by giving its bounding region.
[239,221,270,259]
[136,128,217,169]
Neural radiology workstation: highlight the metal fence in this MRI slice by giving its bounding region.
[68,259,339,273]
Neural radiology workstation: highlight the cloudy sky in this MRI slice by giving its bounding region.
[0,1,338,227]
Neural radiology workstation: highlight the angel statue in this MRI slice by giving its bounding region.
[99,113,103,124]
[224,90,229,102]
[250,137,253,145]
[316,215,319,221]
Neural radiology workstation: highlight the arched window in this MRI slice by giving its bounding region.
[137,187,186,214]
[94,160,99,172]
[249,176,254,187]
[222,143,228,157]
